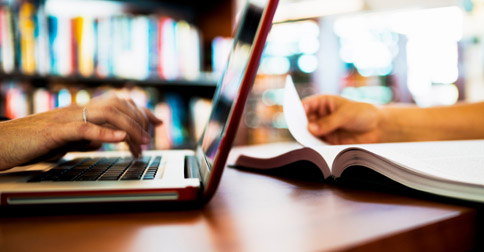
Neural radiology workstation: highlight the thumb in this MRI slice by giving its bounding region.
[307,112,345,137]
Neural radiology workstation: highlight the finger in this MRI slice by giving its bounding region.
[109,98,147,131]
[102,120,152,151]
[126,135,142,158]
[307,111,345,137]
[302,95,320,115]
[126,99,148,130]
[328,98,337,114]
[61,122,127,143]
[302,95,331,120]
[320,97,333,118]
[302,100,318,121]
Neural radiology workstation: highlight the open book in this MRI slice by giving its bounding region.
[234,77,484,203]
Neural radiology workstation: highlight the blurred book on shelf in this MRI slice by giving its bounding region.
[32,87,53,113]
[189,97,212,141]
[16,0,38,74]
[154,102,173,150]
[2,81,29,119]
[211,36,232,79]
[0,6,16,73]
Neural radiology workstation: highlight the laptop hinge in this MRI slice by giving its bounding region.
[185,155,201,180]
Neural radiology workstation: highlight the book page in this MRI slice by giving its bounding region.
[283,76,327,147]
[356,140,484,185]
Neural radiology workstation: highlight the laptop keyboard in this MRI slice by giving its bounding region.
[28,155,162,182]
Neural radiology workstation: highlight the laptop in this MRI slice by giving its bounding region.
[0,0,279,206]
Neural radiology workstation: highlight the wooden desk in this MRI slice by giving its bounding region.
[0,145,481,252]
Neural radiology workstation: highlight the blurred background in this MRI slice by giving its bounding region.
[1,0,483,149]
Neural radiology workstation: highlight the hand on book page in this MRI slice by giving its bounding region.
[283,76,327,147]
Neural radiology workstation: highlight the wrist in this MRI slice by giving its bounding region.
[375,105,402,143]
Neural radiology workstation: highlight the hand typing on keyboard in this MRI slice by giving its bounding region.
[0,95,163,171]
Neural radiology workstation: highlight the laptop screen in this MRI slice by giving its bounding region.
[198,0,272,183]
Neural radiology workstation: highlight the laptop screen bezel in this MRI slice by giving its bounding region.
[193,0,278,202]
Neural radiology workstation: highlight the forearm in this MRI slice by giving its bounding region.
[378,102,484,142]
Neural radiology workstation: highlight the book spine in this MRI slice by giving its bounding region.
[17,1,36,74]
[56,15,73,76]
[1,7,15,73]
[77,16,95,77]
[70,17,80,76]
[176,21,201,80]
[95,17,111,78]
[156,16,163,78]
[159,17,178,80]
[0,7,3,70]
[34,1,49,75]
[148,15,158,78]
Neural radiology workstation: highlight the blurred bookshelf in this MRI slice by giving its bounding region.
[0,0,235,150]
[6,0,477,151]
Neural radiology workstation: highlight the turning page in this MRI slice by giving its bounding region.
[282,76,346,167]
[283,76,326,147]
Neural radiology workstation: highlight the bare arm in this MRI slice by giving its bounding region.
[302,94,484,145]
[379,102,484,142]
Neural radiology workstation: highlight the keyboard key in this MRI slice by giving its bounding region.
[120,157,150,180]
[149,156,162,168]
[98,157,134,181]
[98,176,120,181]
